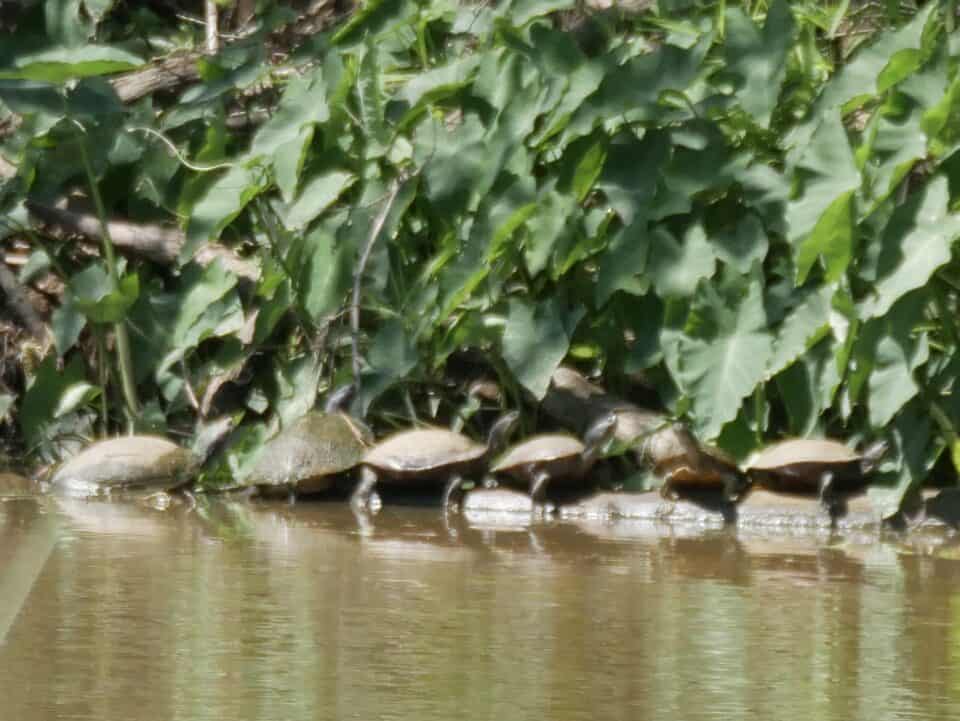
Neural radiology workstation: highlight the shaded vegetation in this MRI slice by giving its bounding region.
[2,0,960,513]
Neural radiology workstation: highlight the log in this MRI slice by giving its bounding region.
[25,201,259,281]
[110,53,203,104]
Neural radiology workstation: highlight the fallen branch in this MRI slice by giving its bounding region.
[0,262,51,346]
[25,201,259,281]
[110,52,203,104]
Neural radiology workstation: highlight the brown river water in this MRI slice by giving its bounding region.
[2,495,960,721]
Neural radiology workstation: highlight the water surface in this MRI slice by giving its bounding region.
[2,496,959,720]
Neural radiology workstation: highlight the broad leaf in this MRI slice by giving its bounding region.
[675,272,773,439]
[502,297,585,400]
[860,176,960,318]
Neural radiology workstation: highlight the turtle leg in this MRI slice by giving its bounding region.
[659,472,679,501]
[529,467,551,512]
[818,470,837,515]
[350,466,379,512]
[442,474,465,514]
[286,484,297,505]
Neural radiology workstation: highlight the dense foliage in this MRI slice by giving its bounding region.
[1,0,960,510]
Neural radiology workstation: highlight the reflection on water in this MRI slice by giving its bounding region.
[2,497,960,720]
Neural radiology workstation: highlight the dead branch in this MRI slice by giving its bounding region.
[110,53,203,104]
[0,263,51,346]
[25,201,259,282]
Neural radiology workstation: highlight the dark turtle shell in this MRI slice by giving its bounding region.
[250,412,370,493]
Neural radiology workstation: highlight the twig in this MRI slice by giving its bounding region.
[205,0,220,54]
[129,126,239,172]
[351,178,402,388]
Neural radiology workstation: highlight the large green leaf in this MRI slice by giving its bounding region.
[5,46,143,82]
[68,264,139,324]
[183,165,265,262]
[298,225,352,321]
[357,319,419,415]
[860,176,960,318]
[723,0,795,127]
[786,113,860,283]
[647,224,717,299]
[675,272,773,439]
[19,355,87,449]
[766,284,833,379]
[281,170,356,230]
[502,297,585,400]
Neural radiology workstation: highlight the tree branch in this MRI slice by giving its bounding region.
[25,201,259,281]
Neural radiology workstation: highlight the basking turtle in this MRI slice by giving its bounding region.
[745,438,887,511]
[352,411,520,512]
[248,386,371,500]
[48,436,199,497]
[489,413,618,507]
[643,422,748,503]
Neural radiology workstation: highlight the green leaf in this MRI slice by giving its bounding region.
[169,261,239,350]
[357,44,389,158]
[675,272,773,439]
[398,56,480,110]
[860,176,960,318]
[69,264,140,323]
[524,190,576,277]
[51,299,86,356]
[19,355,86,449]
[5,46,143,82]
[712,214,768,273]
[595,222,649,306]
[281,170,356,230]
[648,224,717,298]
[572,137,606,202]
[496,0,574,26]
[298,226,351,321]
[53,382,100,418]
[502,297,585,400]
[869,400,940,518]
[766,284,833,379]
[795,190,854,284]
[787,112,860,283]
[184,165,264,262]
[357,319,419,415]
[723,0,795,127]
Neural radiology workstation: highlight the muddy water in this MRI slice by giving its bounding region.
[2,496,960,721]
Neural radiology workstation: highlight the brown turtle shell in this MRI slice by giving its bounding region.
[363,428,488,481]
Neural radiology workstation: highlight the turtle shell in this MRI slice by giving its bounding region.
[363,428,487,479]
[250,412,370,492]
[747,439,862,470]
[746,439,869,496]
[491,435,585,472]
[49,436,198,496]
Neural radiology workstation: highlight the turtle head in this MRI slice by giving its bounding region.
[486,410,520,456]
[323,384,356,414]
[860,439,888,474]
[582,412,618,464]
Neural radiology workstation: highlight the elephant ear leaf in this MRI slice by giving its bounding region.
[503,297,585,401]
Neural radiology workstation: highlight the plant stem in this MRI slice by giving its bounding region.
[351,178,402,392]
[78,133,140,425]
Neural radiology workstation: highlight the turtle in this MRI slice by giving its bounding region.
[47,435,199,497]
[744,438,887,511]
[351,410,521,512]
[248,386,371,500]
[488,413,618,507]
[642,422,749,503]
